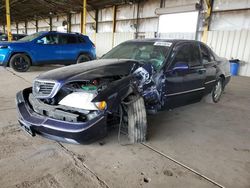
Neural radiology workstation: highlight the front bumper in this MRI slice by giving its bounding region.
[16,88,107,144]
[0,48,11,66]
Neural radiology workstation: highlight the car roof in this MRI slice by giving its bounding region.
[46,31,83,35]
[124,38,201,45]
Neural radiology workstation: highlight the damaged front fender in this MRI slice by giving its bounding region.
[92,75,138,112]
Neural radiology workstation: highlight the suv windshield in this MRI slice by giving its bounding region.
[18,32,44,42]
[102,41,171,70]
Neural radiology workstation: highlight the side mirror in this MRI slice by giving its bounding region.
[172,62,189,72]
[36,39,44,44]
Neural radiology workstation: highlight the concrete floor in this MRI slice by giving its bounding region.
[0,66,249,188]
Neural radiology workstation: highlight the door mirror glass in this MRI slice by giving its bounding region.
[36,39,44,44]
[172,62,189,71]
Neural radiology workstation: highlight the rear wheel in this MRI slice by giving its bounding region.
[204,78,223,103]
[76,54,90,64]
[9,53,31,72]
[127,95,147,143]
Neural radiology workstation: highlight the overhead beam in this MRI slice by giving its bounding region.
[5,0,12,41]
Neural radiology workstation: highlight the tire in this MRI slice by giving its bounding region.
[204,78,223,103]
[127,95,147,143]
[76,54,90,64]
[9,53,31,72]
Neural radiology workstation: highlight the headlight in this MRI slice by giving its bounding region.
[94,101,107,110]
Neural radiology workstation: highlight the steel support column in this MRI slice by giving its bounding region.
[49,17,52,31]
[35,20,38,32]
[112,5,116,47]
[24,20,28,34]
[67,13,72,32]
[201,0,213,43]
[82,0,87,34]
[5,0,12,41]
[16,22,18,34]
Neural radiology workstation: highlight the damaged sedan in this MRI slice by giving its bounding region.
[16,39,231,144]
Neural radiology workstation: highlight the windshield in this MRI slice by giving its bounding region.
[102,41,171,70]
[18,32,44,42]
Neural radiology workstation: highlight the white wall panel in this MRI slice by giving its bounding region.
[27,28,36,34]
[139,0,159,18]
[71,24,81,33]
[213,0,250,11]
[117,4,137,20]
[210,10,250,31]
[98,7,113,22]
[159,32,195,39]
[18,22,25,29]
[145,32,155,38]
[87,11,96,23]
[116,20,136,32]
[95,33,113,57]
[98,22,113,33]
[139,18,158,32]
[163,0,198,8]
[71,13,81,24]
[207,30,250,76]
[114,32,134,46]
[38,19,50,27]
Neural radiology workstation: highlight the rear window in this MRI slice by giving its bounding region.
[59,35,78,44]
[78,36,86,43]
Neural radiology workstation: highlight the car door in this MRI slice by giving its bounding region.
[199,43,217,94]
[32,33,62,64]
[164,42,206,108]
[58,34,79,64]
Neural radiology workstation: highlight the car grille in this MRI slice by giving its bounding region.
[33,80,60,98]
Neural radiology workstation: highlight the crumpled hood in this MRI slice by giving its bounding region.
[37,59,141,83]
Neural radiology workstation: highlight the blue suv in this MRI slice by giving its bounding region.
[0,31,96,72]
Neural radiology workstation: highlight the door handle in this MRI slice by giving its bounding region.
[197,68,206,74]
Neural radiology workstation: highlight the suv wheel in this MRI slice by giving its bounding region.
[76,54,90,64]
[9,53,31,72]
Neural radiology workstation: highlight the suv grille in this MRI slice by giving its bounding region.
[33,80,60,98]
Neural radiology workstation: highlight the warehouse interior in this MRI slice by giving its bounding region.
[0,0,249,188]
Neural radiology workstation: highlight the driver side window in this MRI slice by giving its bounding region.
[40,34,59,45]
[171,44,200,68]
[200,44,211,64]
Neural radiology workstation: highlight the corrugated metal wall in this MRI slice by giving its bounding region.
[88,32,135,57]
[207,30,250,76]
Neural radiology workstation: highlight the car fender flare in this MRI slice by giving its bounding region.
[8,51,33,66]
[77,52,93,60]
[92,75,138,112]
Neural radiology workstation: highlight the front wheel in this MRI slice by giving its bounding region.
[9,53,31,72]
[204,78,223,103]
[76,54,90,64]
[127,95,147,143]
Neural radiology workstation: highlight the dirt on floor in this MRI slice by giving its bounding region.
[0,66,249,188]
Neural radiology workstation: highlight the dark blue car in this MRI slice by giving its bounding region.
[16,39,230,144]
[0,31,96,72]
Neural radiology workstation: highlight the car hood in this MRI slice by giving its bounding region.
[37,59,141,83]
[0,41,29,46]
